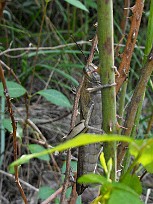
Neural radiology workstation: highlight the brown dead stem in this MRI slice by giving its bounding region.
[115,0,144,94]
[0,62,28,204]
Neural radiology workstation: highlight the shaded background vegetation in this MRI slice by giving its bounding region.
[1,0,151,133]
[0,0,152,203]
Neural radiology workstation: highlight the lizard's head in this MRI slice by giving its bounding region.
[84,63,101,84]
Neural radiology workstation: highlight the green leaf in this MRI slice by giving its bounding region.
[108,183,143,204]
[99,182,142,204]
[64,0,88,12]
[129,139,153,173]
[76,195,82,204]
[28,144,50,161]
[62,161,77,174]
[39,64,79,86]
[108,189,143,204]
[9,165,15,174]
[0,81,26,98]
[120,174,142,195]
[9,134,133,167]
[37,89,72,108]
[86,0,97,9]
[2,118,23,138]
[77,174,108,185]
[38,186,54,200]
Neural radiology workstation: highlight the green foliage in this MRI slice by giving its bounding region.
[9,134,133,167]
[28,144,50,161]
[78,174,108,185]
[37,89,72,108]
[85,0,97,9]
[62,160,77,174]
[38,186,59,203]
[100,152,108,175]
[120,173,142,195]
[0,81,26,98]
[78,174,143,204]
[38,64,79,86]
[2,118,23,139]
[129,139,153,173]
[105,183,143,204]
[9,132,153,203]
[64,0,89,12]
[1,1,153,203]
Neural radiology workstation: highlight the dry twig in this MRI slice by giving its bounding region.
[0,62,28,204]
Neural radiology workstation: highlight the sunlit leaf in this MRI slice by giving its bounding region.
[107,158,112,176]
[100,152,108,174]
[37,89,72,108]
[10,134,133,168]
[129,139,153,173]
[91,195,103,204]
[78,174,108,185]
[0,81,26,98]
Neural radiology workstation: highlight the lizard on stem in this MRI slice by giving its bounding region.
[76,36,116,195]
[76,61,103,195]
[63,34,116,197]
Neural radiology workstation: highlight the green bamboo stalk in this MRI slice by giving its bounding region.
[97,0,116,180]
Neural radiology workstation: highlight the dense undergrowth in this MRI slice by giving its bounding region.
[0,0,153,204]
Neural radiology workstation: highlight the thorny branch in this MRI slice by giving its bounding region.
[115,0,130,57]
[0,62,28,204]
[115,0,144,94]
[120,0,130,34]
[117,45,153,166]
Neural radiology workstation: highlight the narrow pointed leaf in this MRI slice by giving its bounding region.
[100,152,108,174]
[64,0,88,12]
[37,89,72,108]
[9,134,133,168]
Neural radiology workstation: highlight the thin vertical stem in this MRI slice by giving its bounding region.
[0,62,28,204]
